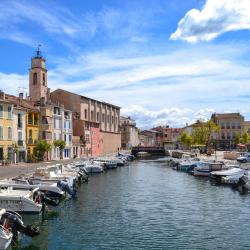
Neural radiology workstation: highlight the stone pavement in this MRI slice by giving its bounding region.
[0,159,77,179]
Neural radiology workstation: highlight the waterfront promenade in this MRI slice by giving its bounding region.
[0,159,75,179]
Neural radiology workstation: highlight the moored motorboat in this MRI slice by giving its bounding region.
[210,167,247,185]
[193,162,223,177]
[0,177,65,200]
[0,188,43,213]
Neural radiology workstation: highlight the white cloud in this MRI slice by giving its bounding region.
[121,105,215,128]
[170,0,250,42]
[0,73,28,95]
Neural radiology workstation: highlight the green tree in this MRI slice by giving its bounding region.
[34,140,52,161]
[234,133,241,145]
[53,140,66,160]
[191,120,220,149]
[180,131,192,149]
[241,131,250,145]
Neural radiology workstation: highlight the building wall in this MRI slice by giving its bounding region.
[13,108,26,162]
[101,132,121,155]
[50,89,121,155]
[26,111,40,155]
[0,101,14,161]
[52,106,73,160]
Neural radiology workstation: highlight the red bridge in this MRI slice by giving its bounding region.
[131,147,166,156]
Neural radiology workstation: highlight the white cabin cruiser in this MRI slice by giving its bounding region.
[0,178,65,199]
[83,163,104,173]
[0,188,42,213]
[93,159,117,169]
[210,167,247,184]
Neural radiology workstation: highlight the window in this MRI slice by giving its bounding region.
[7,106,12,119]
[91,111,94,121]
[0,105,3,118]
[33,72,37,85]
[28,113,33,125]
[59,119,62,129]
[18,113,22,128]
[43,73,46,86]
[85,134,90,143]
[54,133,56,140]
[34,130,38,144]
[112,116,114,124]
[42,116,48,124]
[34,114,39,125]
[18,131,22,141]
[69,135,72,142]
[107,115,110,123]
[97,112,99,122]
[64,134,67,141]
[0,126,3,139]
[53,118,56,129]
[102,114,105,122]
[84,109,87,119]
[42,131,46,139]
[8,127,12,140]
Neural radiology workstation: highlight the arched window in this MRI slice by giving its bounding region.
[8,127,12,140]
[43,73,46,86]
[33,72,37,85]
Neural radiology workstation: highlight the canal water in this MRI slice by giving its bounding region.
[12,158,250,250]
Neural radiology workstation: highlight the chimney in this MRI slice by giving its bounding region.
[19,92,24,99]
[0,90,5,100]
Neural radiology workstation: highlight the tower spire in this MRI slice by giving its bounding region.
[35,44,42,58]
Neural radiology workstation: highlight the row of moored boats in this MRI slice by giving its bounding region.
[0,152,135,249]
[168,154,250,192]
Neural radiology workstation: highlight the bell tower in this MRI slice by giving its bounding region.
[29,45,49,103]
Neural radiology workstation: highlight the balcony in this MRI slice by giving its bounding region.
[17,140,23,146]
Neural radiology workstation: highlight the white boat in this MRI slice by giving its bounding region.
[210,167,247,184]
[0,225,12,250]
[82,162,104,174]
[194,162,223,177]
[0,188,42,213]
[93,159,117,169]
[0,178,65,199]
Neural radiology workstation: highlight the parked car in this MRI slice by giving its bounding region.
[237,154,250,163]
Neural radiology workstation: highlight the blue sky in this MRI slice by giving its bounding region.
[0,0,250,128]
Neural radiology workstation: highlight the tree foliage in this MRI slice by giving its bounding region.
[241,131,250,145]
[54,140,66,160]
[34,140,52,161]
[180,131,192,148]
[234,133,241,145]
[191,120,220,148]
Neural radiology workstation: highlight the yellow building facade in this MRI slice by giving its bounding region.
[26,110,40,155]
[0,97,14,162]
